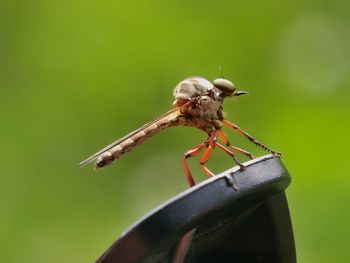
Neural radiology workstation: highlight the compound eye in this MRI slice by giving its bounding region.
[213,78,235,95]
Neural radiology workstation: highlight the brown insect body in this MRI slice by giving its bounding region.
[79,76,280,186]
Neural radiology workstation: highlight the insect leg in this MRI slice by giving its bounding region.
[215,142,246,170]
[183,144,207,187]
[217,129,255,159]
[222,120,281,157]
[199,131,217,178]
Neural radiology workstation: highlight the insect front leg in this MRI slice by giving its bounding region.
[222,120,282,157]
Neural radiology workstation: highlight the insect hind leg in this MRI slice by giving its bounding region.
[198,131,217,178]
[217,129,255,159]
[183,144,207,187]
[215,141,246,170]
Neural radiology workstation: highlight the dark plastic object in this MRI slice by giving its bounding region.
[96,155,296,263]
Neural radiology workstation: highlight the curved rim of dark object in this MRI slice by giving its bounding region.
[96,154,293,263]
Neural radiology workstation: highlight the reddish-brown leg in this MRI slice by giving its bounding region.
[222,119,281,157]
[201,164,215,178]
[199,131,217,178]
[217,129,255,159]
[183,144,207,187]
[215,142,246,170]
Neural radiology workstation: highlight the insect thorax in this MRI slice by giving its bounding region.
[173,77,214,100]
[173,76,222,113]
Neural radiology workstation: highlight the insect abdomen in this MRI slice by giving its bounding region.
[95,115,179,169]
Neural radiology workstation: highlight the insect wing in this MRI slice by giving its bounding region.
[78,107,183,168]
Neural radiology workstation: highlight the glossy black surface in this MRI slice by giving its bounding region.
[97,155,296,263]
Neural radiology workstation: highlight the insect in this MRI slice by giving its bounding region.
[79,77,281,186]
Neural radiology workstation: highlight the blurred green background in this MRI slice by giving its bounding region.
[1,0,350,262]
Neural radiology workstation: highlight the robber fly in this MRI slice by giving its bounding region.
[79,77,281,186]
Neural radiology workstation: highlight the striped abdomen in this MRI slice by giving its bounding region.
[93,111,180,169]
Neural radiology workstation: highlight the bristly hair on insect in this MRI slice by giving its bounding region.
[219,65,225,79]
